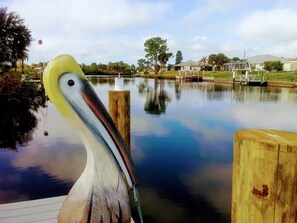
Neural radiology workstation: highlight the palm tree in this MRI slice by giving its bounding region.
[199,56,207,68]
[0,7,32,70]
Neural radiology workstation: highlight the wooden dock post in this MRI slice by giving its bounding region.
[232,129,297,223]
[108,77,131,149]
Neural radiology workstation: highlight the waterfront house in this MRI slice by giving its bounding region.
[175,60,203,71]
[283,58,297,71]
[247,54,287,70]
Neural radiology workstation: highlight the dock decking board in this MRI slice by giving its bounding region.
[0,196,66,223]
[0,196,135,223]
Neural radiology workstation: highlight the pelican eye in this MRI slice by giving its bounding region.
[68,79,75,86]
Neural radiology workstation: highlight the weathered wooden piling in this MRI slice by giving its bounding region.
[108,77,131,149]
[232,129,297,223]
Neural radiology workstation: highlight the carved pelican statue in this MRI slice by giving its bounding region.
[43,55,143,223]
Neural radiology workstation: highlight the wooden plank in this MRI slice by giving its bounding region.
[0,196,135,223]
[0,196,66,223]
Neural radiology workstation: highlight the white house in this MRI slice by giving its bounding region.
[283,58,297,71]
[247,54,287,70]
[175,60,202,71]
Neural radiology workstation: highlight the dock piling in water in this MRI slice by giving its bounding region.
[108,77,131,149]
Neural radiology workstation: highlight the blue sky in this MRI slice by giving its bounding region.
[1,0,297,65]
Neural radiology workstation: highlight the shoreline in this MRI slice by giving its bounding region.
[140,75,297,88]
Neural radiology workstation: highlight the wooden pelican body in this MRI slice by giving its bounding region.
[43,55,142,223]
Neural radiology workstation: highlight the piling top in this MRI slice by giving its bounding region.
[235,129,297,153]
[114,77,124,90]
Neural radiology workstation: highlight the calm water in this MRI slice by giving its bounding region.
[1,78,297,222]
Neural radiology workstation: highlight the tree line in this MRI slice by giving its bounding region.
[80,61,136,76]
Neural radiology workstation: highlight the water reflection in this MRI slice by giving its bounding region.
[1,78,297,223]
[88,77,114,86]
[0,108,37,150]
[174,81,182,100]
[138,79,171,115]
[0,78,46,150]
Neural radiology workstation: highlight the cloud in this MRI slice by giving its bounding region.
[132,116,170,137]
[181,163,232,216]
[182,0,241,24]
[9,0,171,33]
[3,0,297,64]
[5,0,171,64]
[235,9,297,42]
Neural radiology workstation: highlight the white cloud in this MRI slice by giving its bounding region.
[2,0,297,64]
[5,0,171,64]
[9,0,170,33]
[182,0,241,24]
[235,9,297,42]
[233,8,297,57]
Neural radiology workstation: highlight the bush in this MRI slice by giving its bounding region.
[0,76,46,110]
[264,61,283,71]
[201,65,212,71]
[0,64,10,73]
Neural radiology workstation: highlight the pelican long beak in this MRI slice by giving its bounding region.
[78,79,143,223]
[75,77,137,187]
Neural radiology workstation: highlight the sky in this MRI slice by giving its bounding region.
[1,0,297,65]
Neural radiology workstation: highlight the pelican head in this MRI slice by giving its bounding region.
[43,55,142,223]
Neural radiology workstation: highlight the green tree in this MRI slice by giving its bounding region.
[144,37,171,75]
[232,57,240,62]
[199,56,207,67]
[0,7,32,71]
[158,52,173,73]
[175,50,183,65]
[264,61,283,71]
[137,58,151,72]
[208,53,230,71]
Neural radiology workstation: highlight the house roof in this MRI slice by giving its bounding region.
[175,60,201,67]
[284,58,297,62]
[247,54,287,64]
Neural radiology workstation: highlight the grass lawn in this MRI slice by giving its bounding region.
[142,70,297,82]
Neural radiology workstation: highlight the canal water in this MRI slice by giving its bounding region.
[1,78,297,222]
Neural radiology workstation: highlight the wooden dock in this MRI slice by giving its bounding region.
[0,196,135,223]
[0,196,66,223]
[176,75,202,82]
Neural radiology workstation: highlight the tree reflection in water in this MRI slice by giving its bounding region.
[0,77,46,150]
[139,79,171,115]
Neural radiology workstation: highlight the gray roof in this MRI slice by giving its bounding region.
[284,58,297,62]
[175,60,201,67]
[247,54,288,64]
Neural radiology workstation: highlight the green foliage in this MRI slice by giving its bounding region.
[137,58,151,72]
[0,76,46,149]
[200,65,212,71]
[167,64,174,70]
[81,61,136,75]
[208,53,230,70]
[144,37,172,75]
[175,50,183,65]
[232,57,241,62]
[0,7,32,69]
[0,76,46,110]
[158,52,173,73]
[263,61,283,71]
[199,56,207,66]
[0,64,10,73]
